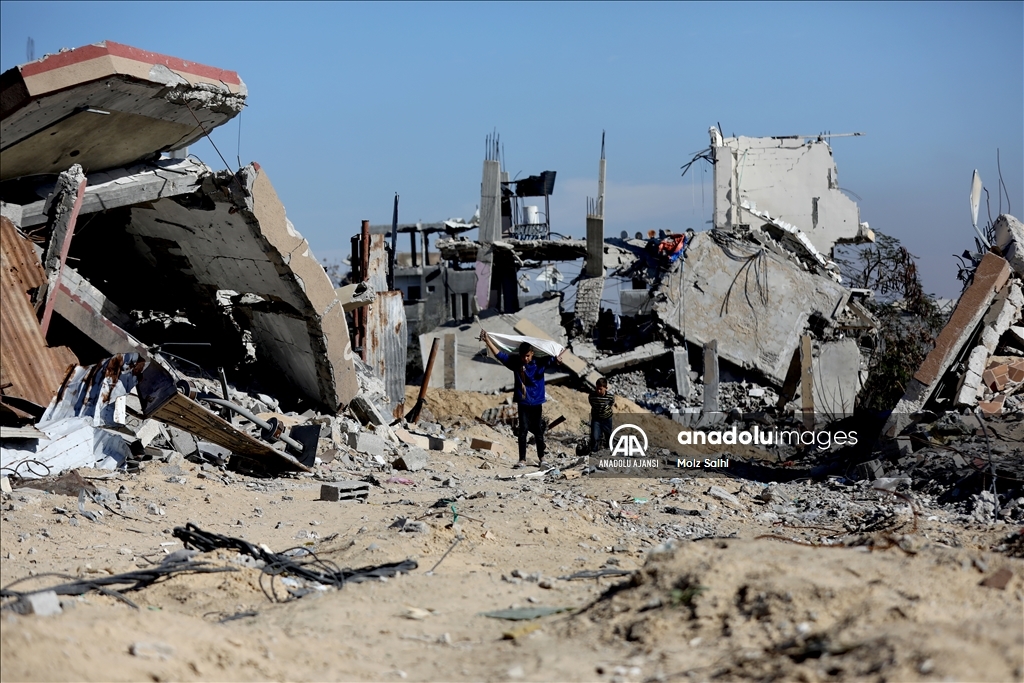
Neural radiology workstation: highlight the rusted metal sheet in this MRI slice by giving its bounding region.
[364,290,407,418]
[136,361,309,474]
[0,216,78,409]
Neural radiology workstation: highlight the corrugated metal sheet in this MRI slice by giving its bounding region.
[365,290,407,418]
[0,216,78,408]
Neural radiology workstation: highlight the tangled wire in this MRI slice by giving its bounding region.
[173,523,417,602]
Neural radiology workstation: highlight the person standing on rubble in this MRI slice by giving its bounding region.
[479,331,564,469]
[589,377,615,453]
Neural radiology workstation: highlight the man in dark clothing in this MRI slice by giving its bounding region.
[589,377,614,453]
[480,332,564,468]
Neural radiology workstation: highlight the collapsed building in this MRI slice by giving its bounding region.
[400,128,881,422]
[1,41,363,476]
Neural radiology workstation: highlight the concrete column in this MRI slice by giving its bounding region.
[38,164,87,336]
[800,335,815,428]
[585,216,604,278]
[702,340,719,413]
[673,347,691,399]
[444,333,457,389]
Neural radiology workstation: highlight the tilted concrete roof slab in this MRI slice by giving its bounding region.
[653,231,850,385]
[1,41,245,180]
[122,163,357,411]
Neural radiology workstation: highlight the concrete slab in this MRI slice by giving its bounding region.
[891,253,1012,427]
[812,338,861,415]
[122,163,357,411]
[1,41,245,180]
[653,231,849,385]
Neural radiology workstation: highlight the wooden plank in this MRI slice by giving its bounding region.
[152,393,308,473]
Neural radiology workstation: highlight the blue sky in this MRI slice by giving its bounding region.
[1,1,1020,297]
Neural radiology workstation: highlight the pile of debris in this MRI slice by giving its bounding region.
[890,214,1024,425]
[0,41,411,481]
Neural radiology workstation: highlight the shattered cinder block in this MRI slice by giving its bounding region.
[956,346,989,406]
[23,591,62,616]
[393,447,429,472]
[348,432,385,458]
[350,395,390,427]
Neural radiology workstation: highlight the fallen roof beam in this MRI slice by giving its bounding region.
[593,342,671,374]
[437,238,588,263]
[17,158,208,228]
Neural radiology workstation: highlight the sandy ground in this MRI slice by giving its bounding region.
[1,386,1022,682]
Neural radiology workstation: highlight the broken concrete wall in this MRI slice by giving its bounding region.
[889,252,1012,430]
[653,230,849,385]
[1,40,245,180]
[112,163,357,411]
[711,129,872,255]
[994,214,1024,276]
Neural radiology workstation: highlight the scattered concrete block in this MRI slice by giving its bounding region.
[319,481,369,501]
[129,641,174,660]
[166,426,198,457]
[350,395,390,427]
[394,428,430,450]
[393,447,429,472]
[1,476,11,493]
[25,591,62,616]
[706,485,739,506]
[134,420,165,448]
[348,432,385,458]
[471,438,502,454]
[393,427,452,452]
[956,345,989,406]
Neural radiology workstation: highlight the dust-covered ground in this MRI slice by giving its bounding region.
[1,386,1022,682]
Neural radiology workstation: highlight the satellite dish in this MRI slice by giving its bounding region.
[970,170,982,229]
[970,170,990,248]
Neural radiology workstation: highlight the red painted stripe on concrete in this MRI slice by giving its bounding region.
[20,40,240,85]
